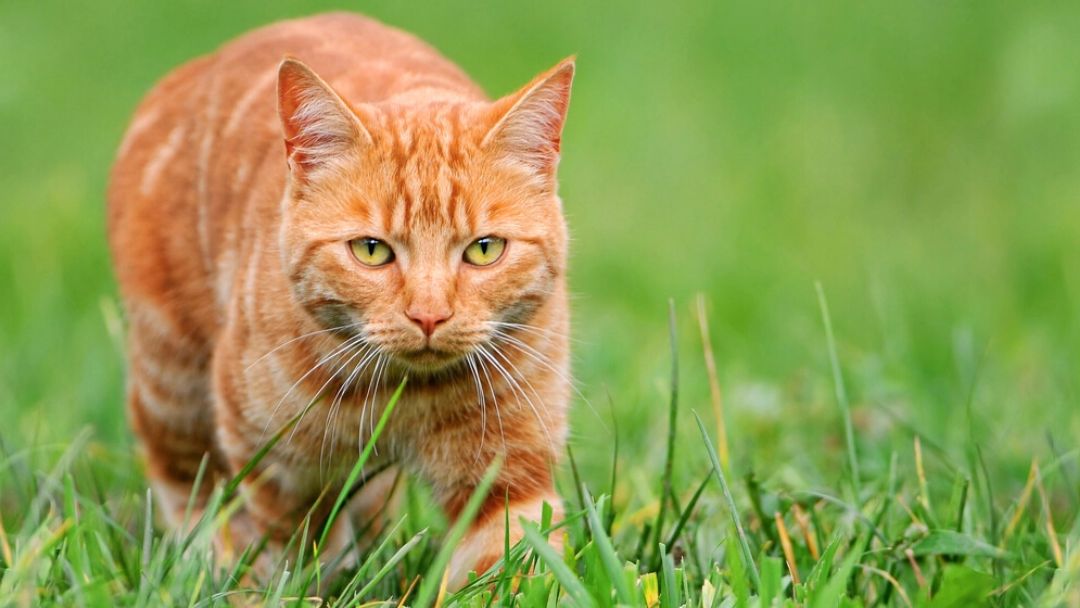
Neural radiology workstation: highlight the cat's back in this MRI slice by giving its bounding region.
[107,13,483,340]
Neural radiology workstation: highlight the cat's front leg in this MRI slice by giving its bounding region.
[417,383,568,587]
[445,486,563,588]
[211,451,358,577]
[211,350,356,576]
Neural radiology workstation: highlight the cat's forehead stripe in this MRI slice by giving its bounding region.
[376,106,476,235]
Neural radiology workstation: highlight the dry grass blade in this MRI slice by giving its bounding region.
[793,503,820,560]
[1033,462,1063,567]
[774,511,800,586]
[694,293,730,472]
[1003,460,1040,543]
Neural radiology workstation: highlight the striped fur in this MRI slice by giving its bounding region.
[107,12,574,587]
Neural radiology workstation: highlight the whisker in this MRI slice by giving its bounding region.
[489,330,573,386]
[491,329,607,432]
[466,354,487,464]
[474,348,507,457]
[369,354,389,454]
[320,345,380,478]
[489,341,550,417]
[245,322,363,372]
[259,332,369,442]
[479,343,555,453]
[358,353,387,457]
[286,341,371,446]
[485,320,575,343]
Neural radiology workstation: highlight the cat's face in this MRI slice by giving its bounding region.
[277,59,573,373]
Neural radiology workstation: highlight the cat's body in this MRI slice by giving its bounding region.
[107,12,573,584]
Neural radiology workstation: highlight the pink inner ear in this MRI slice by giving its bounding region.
[276,59,364,180]
[486,60,575,176]
[278,62,318,159]
[278,70,303,144]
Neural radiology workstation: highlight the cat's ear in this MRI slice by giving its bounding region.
[483,58,575,178]
[277,57,371,183]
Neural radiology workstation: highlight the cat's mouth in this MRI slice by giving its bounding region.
[394,346,467,374]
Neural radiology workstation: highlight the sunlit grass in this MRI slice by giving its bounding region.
[0,303,1076,605]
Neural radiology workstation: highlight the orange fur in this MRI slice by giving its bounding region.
[107,12,573,586]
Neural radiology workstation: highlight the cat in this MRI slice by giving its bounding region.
[107,11,573,587]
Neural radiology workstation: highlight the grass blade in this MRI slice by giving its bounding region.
[649,299,680,570]
[815,281,861,500]
[664,471,710,550]
[317,376,407,550]
[413,457,502,607]
[521,522,596,608]
[693,410,759,589]
[350,528,427,600]
[660,543,680,607]
[582,489,633,604]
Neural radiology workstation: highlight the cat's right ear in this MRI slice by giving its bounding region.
[482,58,575,180]
[277,58,371,184]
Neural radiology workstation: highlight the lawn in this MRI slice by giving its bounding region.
[1,1,1078,605]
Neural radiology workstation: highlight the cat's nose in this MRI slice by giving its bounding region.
[406,308,452,337]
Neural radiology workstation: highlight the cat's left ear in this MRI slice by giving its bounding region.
[277,57,372,184]
[483,58,575,179]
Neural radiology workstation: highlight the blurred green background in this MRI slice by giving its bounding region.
[1,1,1078,500]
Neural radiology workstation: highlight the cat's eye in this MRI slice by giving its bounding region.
[463,236,506,266]
[350,238,395,266]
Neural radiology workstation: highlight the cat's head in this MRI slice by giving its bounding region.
[275,57,573,374]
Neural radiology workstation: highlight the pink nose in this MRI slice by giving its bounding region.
[406,309,452,337]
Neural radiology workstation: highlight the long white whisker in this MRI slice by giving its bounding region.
[490,330,575,390]
[259,332,368,441]
[479,344,555,452]
[474,348,506,456]
[287,341,371,445]
[246,322,363,372]
[485,320,575,343]
[359,353,387,457]
[320,345,380,478]
[466,354,487,464]
[489,342,550,418]
[491,329,606,431]
[368,355,390,455]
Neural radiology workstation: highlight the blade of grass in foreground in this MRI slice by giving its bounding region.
[347,528,427,602]
[810,531,868,608]
[223,391,325,500]
[649,299,680,571]
[334,516,408,599]
[413,456,502,608]
[317,376,407,550]
[815,281,861,500]
[664,471,711,550]
[170,388,331,561]
[521,521,596,608]
[582,489,633,604]
[694,410,760,590]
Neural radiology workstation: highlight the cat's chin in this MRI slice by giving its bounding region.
[393,348,467,376]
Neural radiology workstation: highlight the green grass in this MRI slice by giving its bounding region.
[1,0,1079,605]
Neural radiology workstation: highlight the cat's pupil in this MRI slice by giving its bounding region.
[480,241,489,254]
[367,241,376,255]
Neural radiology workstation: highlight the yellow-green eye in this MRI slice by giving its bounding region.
[464,236,506,266]
[350,238,394,266]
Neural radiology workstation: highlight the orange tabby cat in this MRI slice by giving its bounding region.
[107,12,573,585]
